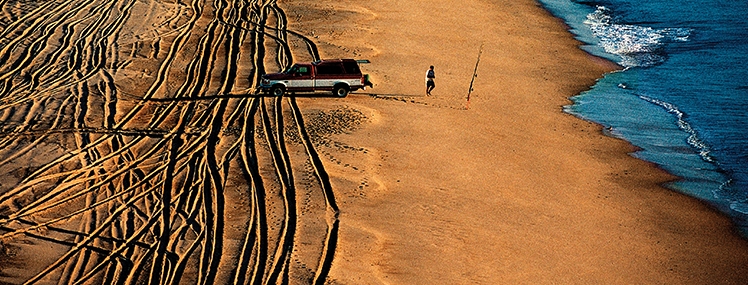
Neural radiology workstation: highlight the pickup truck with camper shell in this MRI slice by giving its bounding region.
[260,59,373,97]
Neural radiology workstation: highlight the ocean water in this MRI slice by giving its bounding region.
[539,0,748,235]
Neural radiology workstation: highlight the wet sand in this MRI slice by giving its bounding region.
[0,0,747,284]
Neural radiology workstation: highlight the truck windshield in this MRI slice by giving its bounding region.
[285,65,310,76]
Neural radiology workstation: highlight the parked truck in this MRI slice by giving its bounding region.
[260,59,373,97]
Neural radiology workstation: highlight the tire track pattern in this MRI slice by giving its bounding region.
[0,0,338,284]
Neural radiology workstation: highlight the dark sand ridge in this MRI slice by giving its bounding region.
[282,0,748,283]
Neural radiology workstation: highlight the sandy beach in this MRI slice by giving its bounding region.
[285,0,748,283]
[0,0,747,284]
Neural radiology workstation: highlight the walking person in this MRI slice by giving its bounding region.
[426,65,435,95]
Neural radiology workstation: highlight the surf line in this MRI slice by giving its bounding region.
[466,43,483,110]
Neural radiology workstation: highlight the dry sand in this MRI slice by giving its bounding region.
[0,0,747,284]
[285,0,748,284]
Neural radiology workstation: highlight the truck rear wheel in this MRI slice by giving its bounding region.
[271,86,285,97]
[333,85,349,97]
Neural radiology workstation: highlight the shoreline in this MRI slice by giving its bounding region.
[526,0,748,246]
[284,0,748,283]
[543,0,748,238]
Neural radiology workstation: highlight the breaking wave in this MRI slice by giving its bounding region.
[636,95,748,214]
[637,95,714,163]
[584,6,692,67]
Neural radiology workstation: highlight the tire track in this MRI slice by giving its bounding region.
[0,0,206,207]
[234,98,269,285]
[259,97,298,285]
[287,97,339,285]
[0,0,342,284]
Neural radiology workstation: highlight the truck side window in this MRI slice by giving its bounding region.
[316,63,344,75]
[343,62,360,74]
[287,65,310,76]
[297,66,309,75]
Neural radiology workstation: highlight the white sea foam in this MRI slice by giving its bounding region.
[730,202,748,214]
[637,95,715,163]
[584,6,692,67]
[634,95,748,210]
[719,179,748,214]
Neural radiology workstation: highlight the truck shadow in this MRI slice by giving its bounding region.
[280,92,424,98]
[349,92,424,98]
[144,92,424,102]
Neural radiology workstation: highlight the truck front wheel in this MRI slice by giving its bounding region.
[271,86,285,97]
[333,85,349,97]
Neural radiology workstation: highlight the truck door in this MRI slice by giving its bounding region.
[286,64,314,91]
[314,62,346,91]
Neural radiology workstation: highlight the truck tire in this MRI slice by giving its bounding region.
[333,85,349,97]
[271,86,285,97]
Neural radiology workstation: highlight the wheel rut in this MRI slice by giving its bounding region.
[0,0,340,284]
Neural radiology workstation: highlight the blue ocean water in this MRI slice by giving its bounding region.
[539,0,748,235]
